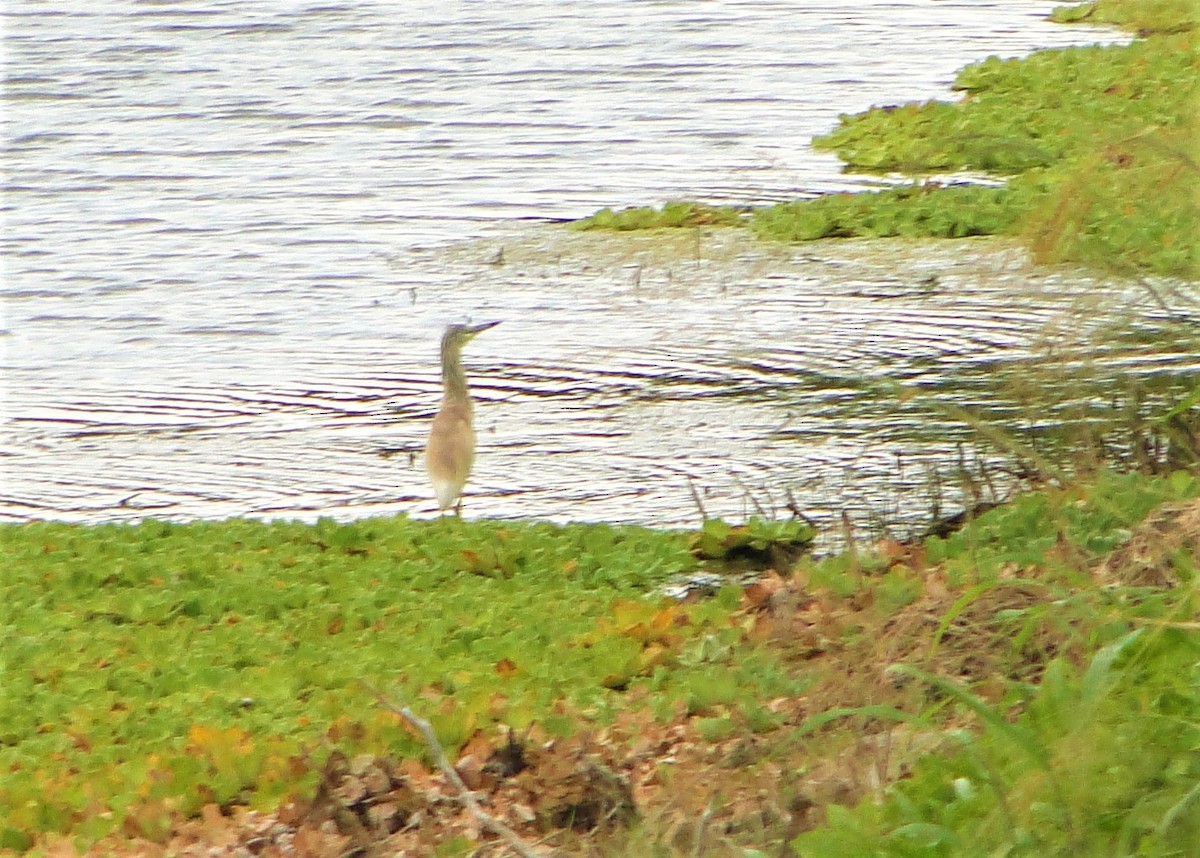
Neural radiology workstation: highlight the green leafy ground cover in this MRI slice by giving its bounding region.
[574,0,1199,277]
[0,516,808,849]
[2,468,1199,855]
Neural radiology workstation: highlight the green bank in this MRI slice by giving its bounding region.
[0,515,798,848]
[3,466,1200,854]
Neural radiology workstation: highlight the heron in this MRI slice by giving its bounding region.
[426,321,500,514]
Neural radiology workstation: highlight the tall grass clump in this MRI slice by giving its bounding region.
[787,460,1200,856]
[795,622,1200,857]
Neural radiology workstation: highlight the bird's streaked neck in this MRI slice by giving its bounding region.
[440,345,472,401]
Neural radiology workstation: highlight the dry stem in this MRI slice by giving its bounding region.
[363,683,547,858]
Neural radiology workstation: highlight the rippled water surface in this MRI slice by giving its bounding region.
[8,0,1189,537]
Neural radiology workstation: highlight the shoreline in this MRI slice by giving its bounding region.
[576,0,1198,280]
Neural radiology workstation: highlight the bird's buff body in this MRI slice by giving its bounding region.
[426,322,498,512]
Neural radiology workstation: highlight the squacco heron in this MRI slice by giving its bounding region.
[426,321,499,513]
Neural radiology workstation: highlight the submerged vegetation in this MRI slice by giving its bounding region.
[575,0,1200,278]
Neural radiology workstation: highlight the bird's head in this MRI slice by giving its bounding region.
[442,320,500,353]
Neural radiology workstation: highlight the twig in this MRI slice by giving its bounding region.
[1135,276,1174,314]
[686,476,709,524]
[362,683,546,858]
[840,510,856,556]
[783,487,817,528]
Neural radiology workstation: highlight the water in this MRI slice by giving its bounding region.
[8,0,1188,538]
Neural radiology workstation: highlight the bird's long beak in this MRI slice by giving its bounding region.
[467,320,501,336]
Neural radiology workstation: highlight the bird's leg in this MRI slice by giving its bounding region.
[454,498,463,517]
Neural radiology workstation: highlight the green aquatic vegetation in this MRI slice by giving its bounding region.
[0,514,791,845]
[1051,0,1199,34]
[806,28,1199,276]
[572,200,747,231]
[577,3,1198,277]
[749,183,1026,241]
[688,516,815,567]
[816,37,1194,176]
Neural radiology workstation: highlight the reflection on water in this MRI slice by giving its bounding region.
[5,227,1196,543]
[4,0,1167,540]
